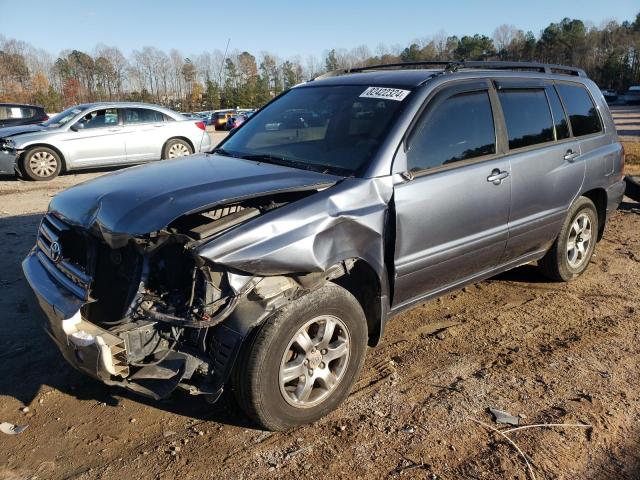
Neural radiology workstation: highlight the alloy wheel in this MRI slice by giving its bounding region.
[567,212,592,269]
[279,315,350,408]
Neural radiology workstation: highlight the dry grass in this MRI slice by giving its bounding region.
[624,141,640,164]
[623,141,640,175]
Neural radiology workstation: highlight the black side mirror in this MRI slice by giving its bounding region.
[70,124,78,132]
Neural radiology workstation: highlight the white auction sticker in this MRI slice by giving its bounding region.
[359,87,410,102]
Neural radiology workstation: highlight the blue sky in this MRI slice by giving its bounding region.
[1,0,638,58]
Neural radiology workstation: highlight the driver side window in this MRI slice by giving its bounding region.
[76,109,118,129]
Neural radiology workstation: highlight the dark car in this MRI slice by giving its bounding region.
[213,110,236,130]
[600,89,618,104]
[23,61,625,431]
[0,103,48,128]
[624,88,640,105]
[225,114,248,130]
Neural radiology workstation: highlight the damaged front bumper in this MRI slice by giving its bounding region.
[0,149,17,175]
[23,250,123,384]
[22,250,218,401]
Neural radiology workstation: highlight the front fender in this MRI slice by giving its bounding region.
[196,176,393,282]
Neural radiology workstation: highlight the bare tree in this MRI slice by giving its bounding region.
[493,24,519,53]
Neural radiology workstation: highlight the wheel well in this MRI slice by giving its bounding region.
[582,188,607,241]
[22,144,67,171]
[332,259,382,347]
[163,136,194,156]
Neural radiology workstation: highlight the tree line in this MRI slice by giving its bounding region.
[1,12,639,113]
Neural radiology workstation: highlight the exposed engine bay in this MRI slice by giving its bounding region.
[49,188,355,400]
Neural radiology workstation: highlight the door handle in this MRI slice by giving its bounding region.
[487,169,509,185]
[107,128,121,132]
[564,150,579,162]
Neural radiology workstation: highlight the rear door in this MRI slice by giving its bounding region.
[64,108,127,166]
[499,80,584,259]
[392,80,511,307]
[123,108,168,162]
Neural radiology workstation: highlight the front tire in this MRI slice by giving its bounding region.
[232,283,368,431]
[162,138,193,159]
[538,196,598,281]
[21,147,62,181]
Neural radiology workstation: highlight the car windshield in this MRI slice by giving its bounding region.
[41,106,86,128]
[217,85,411,175]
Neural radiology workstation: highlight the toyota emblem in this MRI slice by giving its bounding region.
[50,241,62,263]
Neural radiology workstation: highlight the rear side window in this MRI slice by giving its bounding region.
[498,89,554,149]
[407,91,496,172]
[556,83,602,137]
[547,87,570,140]
[0,106,35,119]
[124,108,165,124]
[21,107,36,118]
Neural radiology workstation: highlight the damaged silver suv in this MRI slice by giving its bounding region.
[23,61,625,430]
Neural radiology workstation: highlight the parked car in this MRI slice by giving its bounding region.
[600,88,618,104]
[23,61,625,431]
[0,102,211,180]
[0,103,48,128]
[213,110,236,130]
[623,86,640,104]
[225,114,248,130]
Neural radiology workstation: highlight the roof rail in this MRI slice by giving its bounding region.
[314,60,587,80]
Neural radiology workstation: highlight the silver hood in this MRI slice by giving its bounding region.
[48,153,340,244]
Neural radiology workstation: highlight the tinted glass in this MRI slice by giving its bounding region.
[498,89,554,149]
[21,107,36,118]
[77,108,118,129]
[556,83,602,137]
[0,106,34,119]
[407,91,495,172]
[221,85,409,175]
[547,87,570,140]
[124,108,165,124]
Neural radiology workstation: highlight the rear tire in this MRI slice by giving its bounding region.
[162,138,193,159]
[538,196,598,281]
[232,283,368,431]
[20,146,62,181]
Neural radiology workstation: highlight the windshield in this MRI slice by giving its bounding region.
[218,85,411,175]
[41,106,86,128]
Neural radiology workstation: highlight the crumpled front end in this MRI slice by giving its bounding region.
[23,176,393,402]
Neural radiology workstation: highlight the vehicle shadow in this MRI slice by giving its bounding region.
[0,212,257,430]
[491,263,550,284]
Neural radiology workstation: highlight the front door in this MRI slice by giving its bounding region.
[392,81,511,308]
[64,108,126,166]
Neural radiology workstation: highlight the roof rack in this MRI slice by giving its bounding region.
[314,60,587,80]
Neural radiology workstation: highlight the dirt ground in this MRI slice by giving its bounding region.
[1,111,639,480]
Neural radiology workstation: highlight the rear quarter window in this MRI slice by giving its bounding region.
[556,83,602,137]
[498,89,554,149]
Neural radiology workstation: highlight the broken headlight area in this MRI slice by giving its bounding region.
[55,193,317,400]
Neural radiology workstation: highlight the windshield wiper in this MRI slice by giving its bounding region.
[210,147,241,158]
[240,153,318,171]
[240,153,349,176]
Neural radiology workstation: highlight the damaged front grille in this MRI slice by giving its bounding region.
[36,214,92,300]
